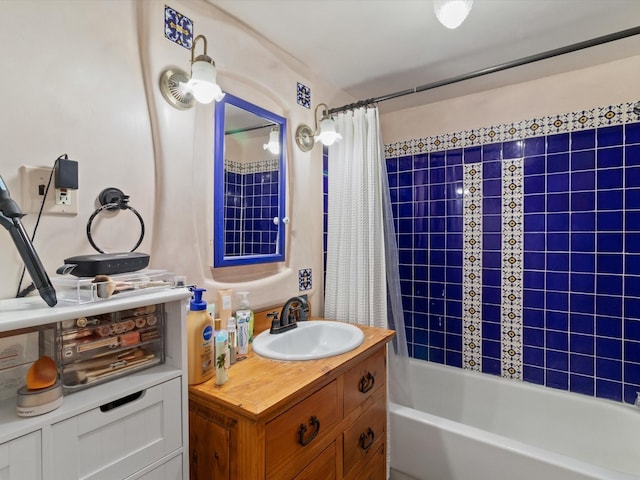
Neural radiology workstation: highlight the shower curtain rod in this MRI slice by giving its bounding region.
[328,25,640,115]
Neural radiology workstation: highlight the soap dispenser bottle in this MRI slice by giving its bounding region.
[187,288,215,385]
[236,291,255,343]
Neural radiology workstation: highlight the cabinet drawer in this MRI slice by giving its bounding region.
[266,380,339,479]
[345,443,385,480]
[292,442,336,480]
[343,389,386,477]
[343,347,385,416]
[0,431,41,480]
[51,377,182,480]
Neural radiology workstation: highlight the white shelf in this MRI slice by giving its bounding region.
[0,288,190,331]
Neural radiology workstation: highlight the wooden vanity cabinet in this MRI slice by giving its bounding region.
[188,326,394,480]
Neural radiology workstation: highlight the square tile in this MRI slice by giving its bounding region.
[164,5,193,49]
[297,82,311,108]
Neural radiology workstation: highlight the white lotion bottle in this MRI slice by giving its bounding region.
[237,314,249,356]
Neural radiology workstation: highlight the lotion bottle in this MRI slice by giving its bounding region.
[214,318,228,385]
[227,316,237,365]
[187,288,214,385]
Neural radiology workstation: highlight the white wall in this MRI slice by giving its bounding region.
[381,54,640,144]
[0,0,352,314]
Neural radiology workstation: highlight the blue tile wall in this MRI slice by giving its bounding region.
[224,166,279,256]
[381,119,640,404]
[323,100,640,405]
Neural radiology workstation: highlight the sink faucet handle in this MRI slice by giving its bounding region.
[267,311,281,334]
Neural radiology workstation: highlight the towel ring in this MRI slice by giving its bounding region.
[86,187,145,253]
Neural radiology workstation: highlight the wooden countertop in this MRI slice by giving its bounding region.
[188,321,395,420]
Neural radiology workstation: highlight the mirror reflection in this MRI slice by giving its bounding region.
[214,94,287,267]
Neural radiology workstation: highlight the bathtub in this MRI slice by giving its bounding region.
[389,359,640,480]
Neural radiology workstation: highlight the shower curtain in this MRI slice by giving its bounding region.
[324,106,412,408]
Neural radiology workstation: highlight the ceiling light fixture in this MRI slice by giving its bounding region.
[263,128,281,155]
[433,0,473,29]
[159,34,225,110]
[295,103,342,152]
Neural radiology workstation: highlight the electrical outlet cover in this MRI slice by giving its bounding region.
[20,166,78,215]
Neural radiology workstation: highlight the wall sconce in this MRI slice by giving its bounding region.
[159,34,225,110]
[263,127,280,155]
[433,0,473,29]
[295,103,342,152]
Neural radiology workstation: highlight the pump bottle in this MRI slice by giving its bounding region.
[187,288,215,385]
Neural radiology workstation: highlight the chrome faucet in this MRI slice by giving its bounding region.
[635,392,640,408]
[269,295,309,334]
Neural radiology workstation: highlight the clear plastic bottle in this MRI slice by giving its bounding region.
[186,288,214,385]
[236,291,255,343]
[227,316,237,364]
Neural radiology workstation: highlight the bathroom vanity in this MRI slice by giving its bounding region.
[188,322,395,479]
[0,288,191,480]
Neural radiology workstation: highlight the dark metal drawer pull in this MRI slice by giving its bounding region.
[359,427,375,451]
[358,372,375,393]
[298,415,320,446]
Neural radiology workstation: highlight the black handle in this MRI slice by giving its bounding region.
[297,415,320,446]
[359,427,375,451]
[358,372,375,393]
[100,390,143,412]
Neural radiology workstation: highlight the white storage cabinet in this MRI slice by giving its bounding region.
[0,288,190,480]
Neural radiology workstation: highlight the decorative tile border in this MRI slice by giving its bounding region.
[383,101,639,157]
[462,164,483,371]
[164,5,193,49]
[500,158,524,379]
[225,158,279,175]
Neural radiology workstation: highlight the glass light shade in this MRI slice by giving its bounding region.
[263,129,280,155]
[188,60,225,104]
[314,117,342,146]
[433,0,473,29]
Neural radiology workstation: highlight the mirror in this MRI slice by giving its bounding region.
[214,93,287,267]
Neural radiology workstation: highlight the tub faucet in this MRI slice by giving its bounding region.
[270,295,309,334]
[635,392,640,409]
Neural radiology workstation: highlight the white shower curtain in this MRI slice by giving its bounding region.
[324,107,412,408]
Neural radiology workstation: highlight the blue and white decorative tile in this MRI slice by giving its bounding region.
[597,104,625,126]
[500,158,524,380]
[479,124,505,145]
[164,5,193,49]
[503,121,525,141]
[522,117,546,138]
[571,108,596,130]
[297,82,311,109]
[462,164,483,371]
[414,138,430,154]
[623,101,640,123]
[464,129,482,146]
[545,112,571,134]
[299,268,312,291]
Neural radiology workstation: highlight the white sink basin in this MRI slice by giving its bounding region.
[252,320,365,361]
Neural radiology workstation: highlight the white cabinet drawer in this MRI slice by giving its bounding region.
[51,378,182,480]
[0,431,41,480]
[127,454,182,480]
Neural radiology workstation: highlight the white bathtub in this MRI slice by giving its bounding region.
[389,359,640,480]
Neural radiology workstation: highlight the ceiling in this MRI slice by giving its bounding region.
[206,0,640,113]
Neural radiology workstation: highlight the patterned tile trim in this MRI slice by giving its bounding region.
[500,158,524,379]
[164,5,193,49]
[383,101,639,157]
[225,158,280,175]
[462,164,483,371]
